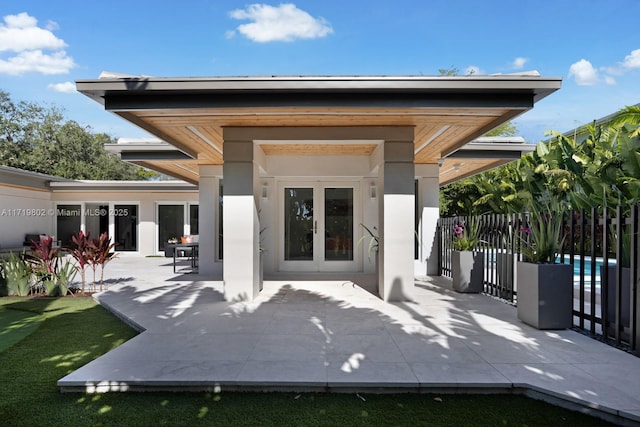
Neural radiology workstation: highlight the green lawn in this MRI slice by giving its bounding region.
[0,298,615,427]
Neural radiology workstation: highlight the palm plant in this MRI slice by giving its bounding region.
[608,105,640,137]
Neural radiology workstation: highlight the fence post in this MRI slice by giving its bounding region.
[615,204,623,344]
[631,203,638,353]
[602,207,610,340]
[590,206,597,335]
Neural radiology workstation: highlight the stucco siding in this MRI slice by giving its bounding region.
[0,186,53,249]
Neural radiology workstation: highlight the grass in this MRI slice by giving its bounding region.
[0,298,616,427]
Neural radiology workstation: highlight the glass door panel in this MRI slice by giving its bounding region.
[324,188,353,261]
[56,204,81,247]
[279,182,360,272]
[114,204,138,251]
[284,187,314,261]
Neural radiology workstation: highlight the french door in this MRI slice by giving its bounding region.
[278,182,360,272]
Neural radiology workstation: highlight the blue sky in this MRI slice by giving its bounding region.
[2,0,639,143]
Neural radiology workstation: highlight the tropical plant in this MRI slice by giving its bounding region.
[24,236,60,290]
[0,263,6,296]
[452,216,484,251]
[1,252,33,296]
[358,224,379,262]
[89,232,117,291]
[55,258,78,296]
[68,231,91,294]
[608,105,640,137]
[519,202,566,264]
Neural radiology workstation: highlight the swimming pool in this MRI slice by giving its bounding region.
[564,255,616,288]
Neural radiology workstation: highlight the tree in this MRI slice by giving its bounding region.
[484,121,518,137]
[0,90,156,180]
[438,67,460,76]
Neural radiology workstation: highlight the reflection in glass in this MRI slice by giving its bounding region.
[325,188,353,261]
[158,205,183,251]
[189,205,199,235]
[115,204,137,251]
[56,204,81,246]
[284,188,314,261]
[85,203,108,238]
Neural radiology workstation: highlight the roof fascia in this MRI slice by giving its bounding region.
[76,75,562,106]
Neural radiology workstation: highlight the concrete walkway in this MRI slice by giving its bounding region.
[58,257,640,425]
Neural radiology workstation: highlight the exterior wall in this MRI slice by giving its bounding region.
[51,190,198,256]
[0,185,53,249]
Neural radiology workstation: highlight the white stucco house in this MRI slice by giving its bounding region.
[0,74,561,302]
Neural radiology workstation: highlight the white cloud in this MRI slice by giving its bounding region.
[0,49,74,75]
[622,48,640,69]
[48,81,76,93]
[464,65,481,75]
[229,3,333,42]
[568,59,598,85]
[0,12,74,75]
[512,57,528,69]
[604,75,616,85]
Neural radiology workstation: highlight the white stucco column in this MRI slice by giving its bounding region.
[378,137,415,301]
[222,137,260,301]
[415,164,440,276]
[198,165,218,276]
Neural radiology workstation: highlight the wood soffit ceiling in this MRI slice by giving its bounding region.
[117,106,524,185]
[125,106,512,160]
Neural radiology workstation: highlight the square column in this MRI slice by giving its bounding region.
[222,139,260,301]
[378,139,415,301]
[198,165,219,276]
[415,165,440,276]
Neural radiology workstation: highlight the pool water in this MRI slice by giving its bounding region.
[564,255,616,288]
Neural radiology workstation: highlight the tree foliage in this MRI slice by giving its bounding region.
[0,90,156,180]
[440,105,640,217]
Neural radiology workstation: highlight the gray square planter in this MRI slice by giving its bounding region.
[452,250,484,293]
[600,265,631,330]
[517,261,573,329]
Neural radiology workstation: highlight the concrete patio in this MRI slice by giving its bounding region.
[58,257,640,425]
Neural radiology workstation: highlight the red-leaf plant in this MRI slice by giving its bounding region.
[24,236,60,289]
[68,231,90,295]
[88,232,117,292]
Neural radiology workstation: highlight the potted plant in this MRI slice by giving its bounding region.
[517,204,573,329]
[358,224,379,262]
[600,219,632,333]
[451,216,484,293]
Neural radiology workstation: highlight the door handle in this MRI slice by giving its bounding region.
[314,220,318,234]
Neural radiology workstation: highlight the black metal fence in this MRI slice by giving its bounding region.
[438,205,639,354]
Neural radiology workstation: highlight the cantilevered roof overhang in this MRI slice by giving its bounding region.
[78,74,561,183]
